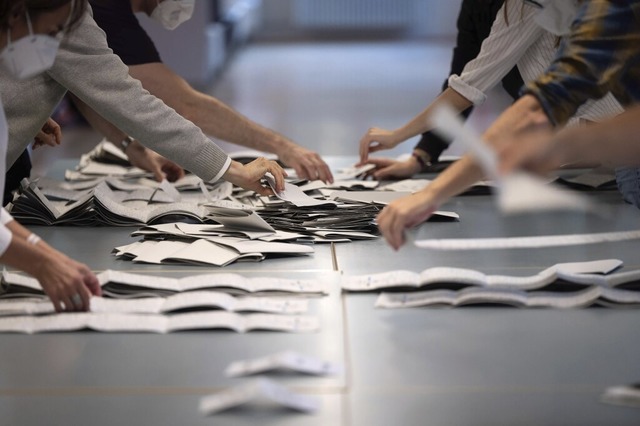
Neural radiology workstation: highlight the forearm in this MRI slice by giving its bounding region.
[417,154,485,205]
[395,88,472,143]
[554,106,640,167]
[69,94,128,144]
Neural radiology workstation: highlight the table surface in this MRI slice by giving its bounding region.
[1,159,640,425]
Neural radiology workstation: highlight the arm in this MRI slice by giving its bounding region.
[499,104,640,175]
[524,0,640,126]
[69,93,185,182]
[377,94,550,250]
[129,62,333,183]
[0,210,101,312]
[359,2,544,162]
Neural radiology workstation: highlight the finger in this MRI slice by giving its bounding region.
[152,165,165,182]
[268,162,286,193]
[359,136,373,163]
[294,163,312,181]
[254,184,275,197]
[84,273,102,296]
[34,132,57,147]
[52,122,62,144]
[61,293,75,312]
[49,292,63,313]
[316,160,333,184]
[388,211,406,251]
[77,286,91,311]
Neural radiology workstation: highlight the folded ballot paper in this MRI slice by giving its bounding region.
[344,259,640,308]
[0,312,319,334]
[601,383,640,408]
[338,259,640,309]
[199,378,320,415]
[225,351,342,377]
[2,269,329,298]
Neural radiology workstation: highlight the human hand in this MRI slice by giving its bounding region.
[222,158,287,196]
[32,118,62,149]
[278,145,333,183]
[125,140,185,182]
[358,127,402,163]
[496,125,558,176]
[376,192,439,250]
[33,252,101,312]
[360,156,421,180]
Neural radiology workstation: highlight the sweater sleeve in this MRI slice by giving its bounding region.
[47,9,230,181]
[449,3,544,105]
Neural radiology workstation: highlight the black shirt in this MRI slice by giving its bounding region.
[90,0,162,65]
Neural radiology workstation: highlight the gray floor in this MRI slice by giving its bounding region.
[8,41,640,424]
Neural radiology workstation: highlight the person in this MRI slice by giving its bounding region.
[78,0,332,184]
[0,0,101,312]
[498,104,640,176]
[376,0,640,250]
[359,0,622,172]
[0,6,288,202]
[361,0,525,180]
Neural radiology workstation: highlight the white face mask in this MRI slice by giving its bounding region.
[527,0,580,36]
[0,10,61,80]
[151,0,195,30]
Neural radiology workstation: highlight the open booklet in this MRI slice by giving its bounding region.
[0,292,309,316]
[341,259,625,292]
[2,269,329,298]
[375,284,640,309]
[0,311,319,334]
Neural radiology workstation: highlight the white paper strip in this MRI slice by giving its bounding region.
[225,351,342,377]
[415,230,640,250]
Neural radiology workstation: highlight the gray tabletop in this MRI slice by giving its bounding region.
[2,159,639,424]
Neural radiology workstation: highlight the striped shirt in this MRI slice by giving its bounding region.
[449,1,623,125]
[525,0,640,126]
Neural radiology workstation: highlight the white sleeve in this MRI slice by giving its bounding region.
[448,4,544,106]
[0,208,14,225]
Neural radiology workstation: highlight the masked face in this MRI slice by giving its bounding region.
[524,0,580,36]
[0,11,61,80]
[150,0,195,30]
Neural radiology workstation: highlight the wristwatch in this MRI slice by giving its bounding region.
[120,135,134,152]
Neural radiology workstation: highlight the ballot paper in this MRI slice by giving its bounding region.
[1,270,329,297]
[224,351,342,377]
[415,230,640,250]
[0,312,319,334]
[375,285,640,309]
[199,378,320,415]
[332,164,376,180]
[380,178,495,195]
[265,176,337,208]
[601,384,640,408]
[431,105,593,214]
[341,259,624,291]
[0,292,309,316]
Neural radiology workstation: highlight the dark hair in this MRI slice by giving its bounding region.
[1,0,87,33]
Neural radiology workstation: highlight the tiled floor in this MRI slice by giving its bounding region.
[31,39,513,176]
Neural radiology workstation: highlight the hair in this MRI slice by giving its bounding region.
[0,0,87,33]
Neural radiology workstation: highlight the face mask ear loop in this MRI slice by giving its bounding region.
[25,9,34,37]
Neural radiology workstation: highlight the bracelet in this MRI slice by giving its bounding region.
[120,136,134,153]
[27,233,41,245]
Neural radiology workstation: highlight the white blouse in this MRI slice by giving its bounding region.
[0,97,15,256]
[448,2,624,124]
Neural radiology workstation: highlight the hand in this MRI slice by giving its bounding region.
[359,127,402,163]
[377,192,438,250]
[125,140,185,182]
[496,125,558,176]
[278,145,333,183]
[32,118,62,150]
[33,251,101,312]
[222,158,287,196]
[360,157,421,180]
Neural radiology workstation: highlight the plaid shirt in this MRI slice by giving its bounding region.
[524,0,640,126]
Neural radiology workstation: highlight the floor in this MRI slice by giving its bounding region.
[30,39,513,177]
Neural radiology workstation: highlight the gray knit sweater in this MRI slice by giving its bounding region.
[0,8,229,182]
